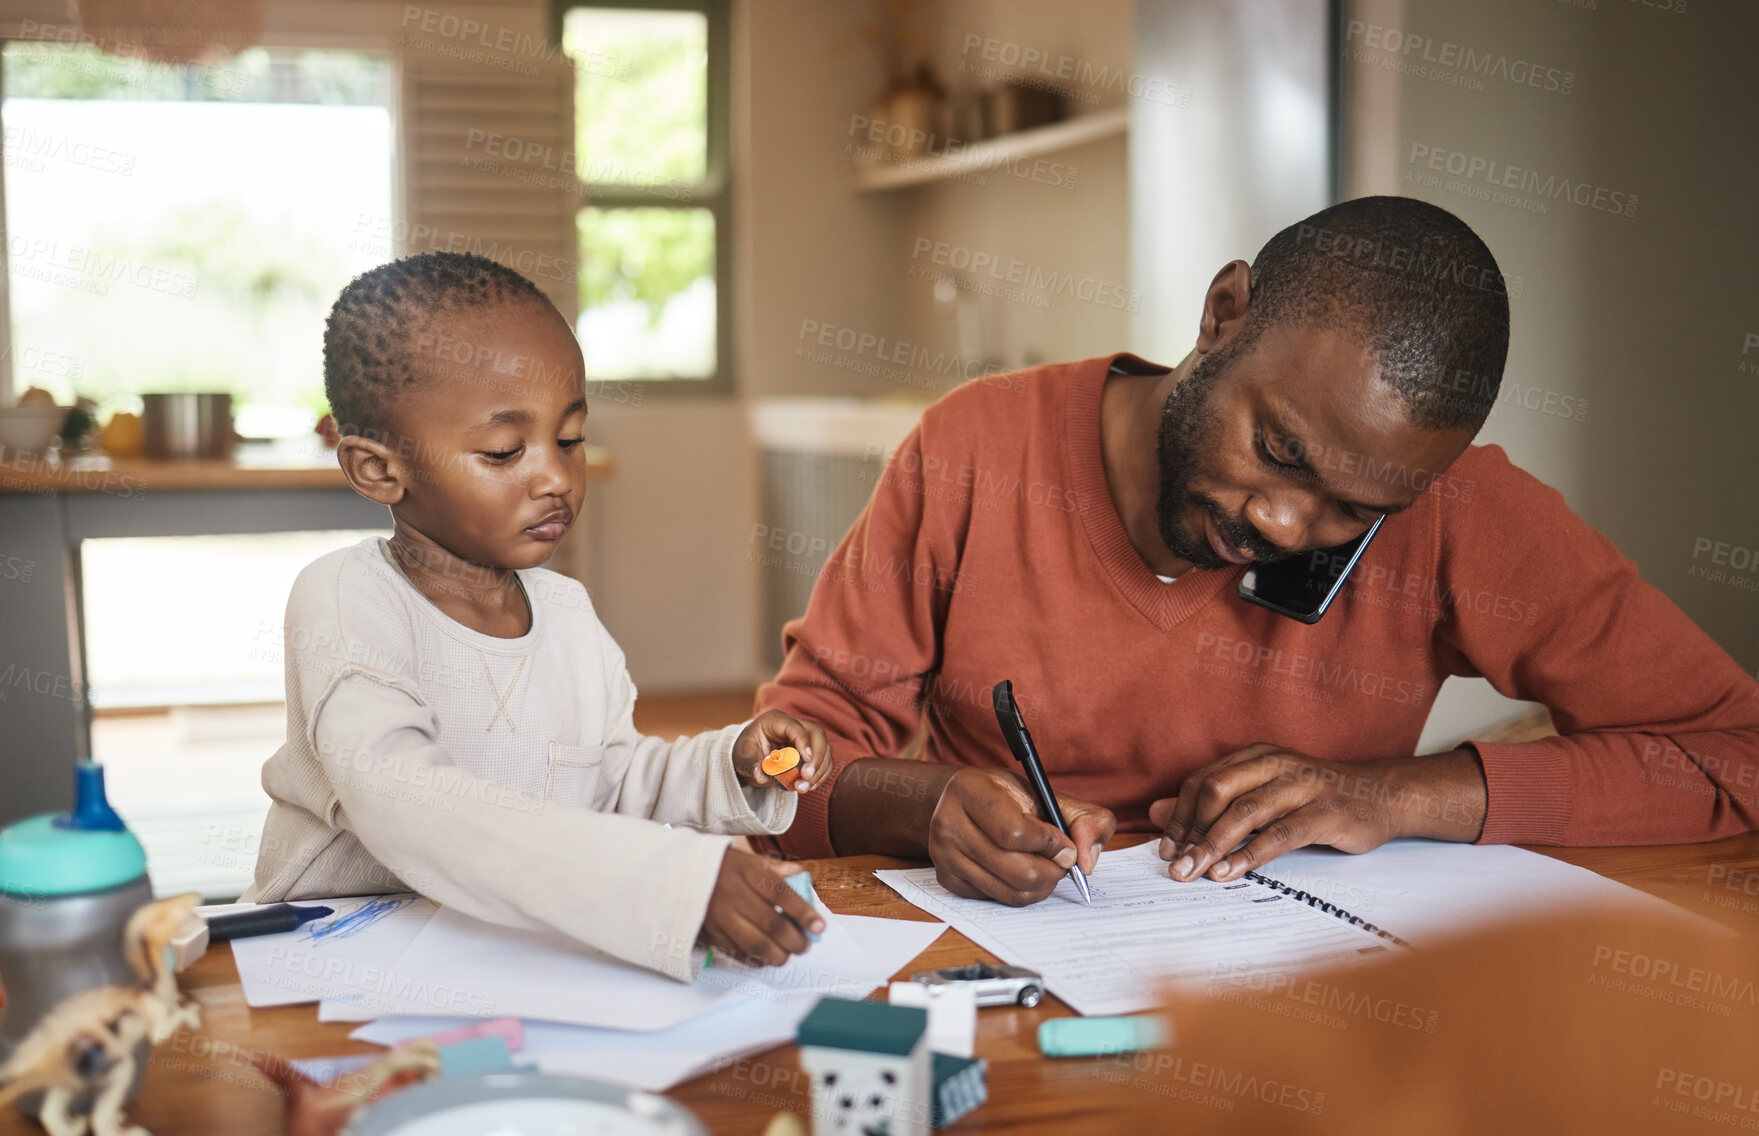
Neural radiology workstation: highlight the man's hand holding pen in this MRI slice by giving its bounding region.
[927,769,1115,906]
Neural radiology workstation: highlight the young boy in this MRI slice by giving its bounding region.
[247,252,830,981]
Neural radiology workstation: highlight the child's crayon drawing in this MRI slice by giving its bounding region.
[299,896,418,943]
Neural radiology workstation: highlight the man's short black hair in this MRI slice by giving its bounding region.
[1239,196,1511,432]
[323,251,559,439]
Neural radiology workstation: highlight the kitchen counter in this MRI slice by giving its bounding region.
[0,442,615,493]
[0,440,614,826]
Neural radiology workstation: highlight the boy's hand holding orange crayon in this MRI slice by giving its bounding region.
[734,710,832,794]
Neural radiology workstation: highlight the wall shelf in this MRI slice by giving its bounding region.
[853,106,1129,193]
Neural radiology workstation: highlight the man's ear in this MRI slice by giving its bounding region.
[336,432,407,506]
[1196,260,1252,353]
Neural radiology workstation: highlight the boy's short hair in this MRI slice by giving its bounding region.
[323,251,561,439]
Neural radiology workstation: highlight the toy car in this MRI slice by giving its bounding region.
[909,963,1045,1008]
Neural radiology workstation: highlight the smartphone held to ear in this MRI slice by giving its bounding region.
[1236,514,1386,624]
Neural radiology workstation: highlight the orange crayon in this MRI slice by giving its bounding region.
[761,746,803,790]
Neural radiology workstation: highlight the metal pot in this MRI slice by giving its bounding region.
[982,82,1067,137]
[141,393,234,459]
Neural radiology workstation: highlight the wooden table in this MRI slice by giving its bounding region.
[0,444,612,826]
[6,830,1756,1136]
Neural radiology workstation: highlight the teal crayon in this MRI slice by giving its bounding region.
[1037,1014,1170,1057]
[783,870,822,942]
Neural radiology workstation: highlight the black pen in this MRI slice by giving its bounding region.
[204,903,334,942]
[992,680,1093,905]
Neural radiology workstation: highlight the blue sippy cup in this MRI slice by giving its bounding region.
[0,761,154,1121]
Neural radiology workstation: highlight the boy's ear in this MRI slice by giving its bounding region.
[337,432,408,506]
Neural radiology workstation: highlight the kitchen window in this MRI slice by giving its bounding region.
[561,0,729,389]
[0,41,397,899]
[0,42,394,436]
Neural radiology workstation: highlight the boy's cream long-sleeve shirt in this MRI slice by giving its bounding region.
[246,538,795,982]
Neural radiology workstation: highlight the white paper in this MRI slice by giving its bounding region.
[230,894,438,1008]
[877,839,1715,1018]
[525,991,822,1090]
[698,899,903,1004]
[364,1098,682,1135]
[350,1017,507,1047]
[315,904,748,1027]
[286,1054,376,1085]
[706,912,948,1001]
[878,843,1397,1017]
[888,982,976,1058]
[320,897,945,1030]
[836,914,949,980]
[346,914,949,1091]
[1254,840,1721,943]
[348,996,815,1092]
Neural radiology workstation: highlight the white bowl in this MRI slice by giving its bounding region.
[0,405,67,456]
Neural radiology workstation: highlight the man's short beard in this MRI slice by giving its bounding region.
[1153,346,1291,569]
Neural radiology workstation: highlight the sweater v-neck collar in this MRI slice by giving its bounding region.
[1065,353,1244,631]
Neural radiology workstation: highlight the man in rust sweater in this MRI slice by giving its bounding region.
[756,196,1759,905]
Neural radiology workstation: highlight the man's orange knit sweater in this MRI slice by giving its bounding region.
[757,355,1759,860]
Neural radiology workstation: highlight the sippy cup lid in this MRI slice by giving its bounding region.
[55,761,127,832]
[0,762,146,897]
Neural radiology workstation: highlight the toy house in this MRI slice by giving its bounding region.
[796,997,931,1136]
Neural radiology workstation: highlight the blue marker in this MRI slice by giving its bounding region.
[205,903,334,942]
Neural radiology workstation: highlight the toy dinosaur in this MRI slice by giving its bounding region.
[0,894,202,1136]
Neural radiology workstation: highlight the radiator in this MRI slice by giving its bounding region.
[750,399,928,671]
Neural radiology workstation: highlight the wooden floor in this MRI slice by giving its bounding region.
[631,688,760,739]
